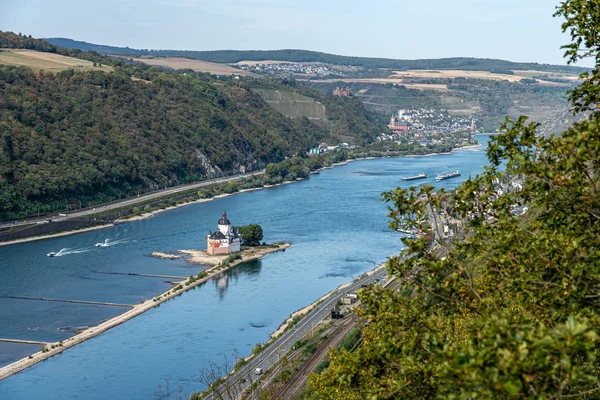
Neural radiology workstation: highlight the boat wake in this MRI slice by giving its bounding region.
[53,247,90,257]
[95,239,131,248]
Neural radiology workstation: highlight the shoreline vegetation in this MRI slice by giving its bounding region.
[0,243,290,381]
[0,142,481,247]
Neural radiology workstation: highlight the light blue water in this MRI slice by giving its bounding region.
[0,136,492,399]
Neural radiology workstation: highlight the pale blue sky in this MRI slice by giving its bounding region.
[0,0,583,65]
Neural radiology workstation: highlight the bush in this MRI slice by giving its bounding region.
[252,342,264,355]
[315,359,330,373]
[304,343,317,355]
[196,271,208,279]
[339,327,361,352]
[238,224,264,246]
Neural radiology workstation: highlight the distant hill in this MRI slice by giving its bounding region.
[45,37,587,74]
[0,31,387,219]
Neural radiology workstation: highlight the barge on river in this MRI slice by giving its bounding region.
[402,173,427,181]
[435,170,461,181]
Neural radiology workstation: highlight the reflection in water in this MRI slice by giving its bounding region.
[214,260,263,298]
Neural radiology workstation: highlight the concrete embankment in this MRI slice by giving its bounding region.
[0,243,291,381]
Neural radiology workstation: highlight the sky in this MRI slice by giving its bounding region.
[0,0,587,66]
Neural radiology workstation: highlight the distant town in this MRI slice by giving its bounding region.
[238,62,347,78]
[386,107,478,137]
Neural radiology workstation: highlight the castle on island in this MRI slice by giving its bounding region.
[206,212,242,255]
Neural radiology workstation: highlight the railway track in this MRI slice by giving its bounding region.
[270,315,358,399]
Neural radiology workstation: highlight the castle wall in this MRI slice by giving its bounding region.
[229,241,241,253]
[207,246,230,255]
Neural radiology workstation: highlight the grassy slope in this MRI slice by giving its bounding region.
[0,49,112,73]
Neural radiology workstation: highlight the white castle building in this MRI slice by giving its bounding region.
[206,212,242,255]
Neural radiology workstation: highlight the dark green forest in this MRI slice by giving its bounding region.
[0,32,386,220]
[45,37,586,74]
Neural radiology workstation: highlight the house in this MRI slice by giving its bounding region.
[342,292,358,305]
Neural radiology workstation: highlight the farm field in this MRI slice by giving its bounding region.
[0,49,112,73]
[132,57,256,76]
[309,69,575,88]
[391,69,574,85]
[307,78,451,91]
[512,69,580,79]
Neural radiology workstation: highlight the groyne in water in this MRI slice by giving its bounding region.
[3,296,135,308]
[0,339,48,345]
[92,271,189,280]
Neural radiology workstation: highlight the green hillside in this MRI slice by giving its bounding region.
[0,32,386,220]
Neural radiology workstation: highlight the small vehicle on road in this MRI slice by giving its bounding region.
[255,367,263,375]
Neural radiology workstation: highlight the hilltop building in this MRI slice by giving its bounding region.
[206,212,242,255]
[333,87,352,97]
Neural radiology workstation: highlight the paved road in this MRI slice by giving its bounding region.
[0,171,264,229]
[426,202,444,241]
[203,267,389,400]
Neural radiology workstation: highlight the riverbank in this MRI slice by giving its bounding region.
[0,143,481,247]
[0,224,115,247]
[0,243,290,381]
[269,261,388,339]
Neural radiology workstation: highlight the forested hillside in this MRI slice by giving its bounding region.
[46,37,586,74]
[0,32,386,220]
[306,1,600,398]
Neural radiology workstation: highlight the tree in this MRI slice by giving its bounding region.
[238,224,263,246]
[308,1,600,398]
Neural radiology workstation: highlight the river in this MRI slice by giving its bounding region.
[0,135,493,399]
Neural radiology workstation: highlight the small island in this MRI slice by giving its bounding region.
[151,212,289,270]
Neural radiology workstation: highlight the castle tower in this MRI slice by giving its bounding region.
[206,211,242,255]
[217,212,232,236]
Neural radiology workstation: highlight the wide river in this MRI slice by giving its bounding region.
[0,135,492,399]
